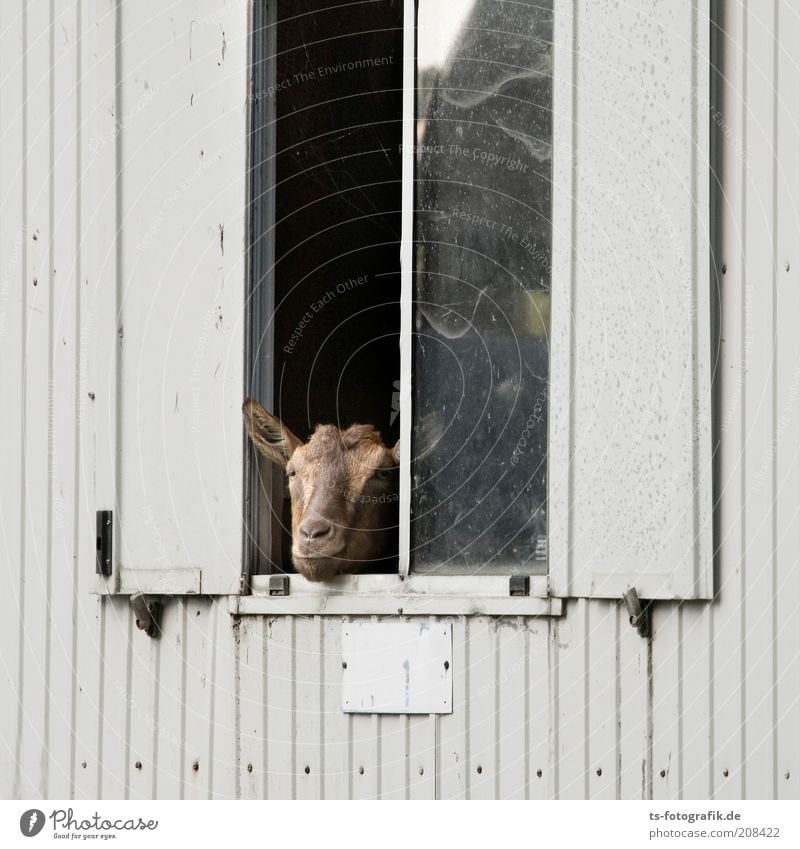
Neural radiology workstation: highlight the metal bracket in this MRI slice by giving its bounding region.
[268,574,290,596]
[95,510,112,576]
[622,587,651,638]
[509,575,530,597]
[130,593,161,638]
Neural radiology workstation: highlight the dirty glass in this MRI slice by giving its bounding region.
[411,0,553,573]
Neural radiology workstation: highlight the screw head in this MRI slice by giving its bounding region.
[723,768,729,778]
[246,763,253,773]
[536,769,543,778]
[134,761,142,770]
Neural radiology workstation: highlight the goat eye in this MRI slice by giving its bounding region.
[287,468,297,478]
[375,468,391,480]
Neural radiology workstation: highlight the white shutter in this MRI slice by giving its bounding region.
[548,0,713,599]
[89,0,247,595]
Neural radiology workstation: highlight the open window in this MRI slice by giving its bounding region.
[246,0,553,587]
[243,0,713,609]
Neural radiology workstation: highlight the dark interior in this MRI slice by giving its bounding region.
[251,0,403,572]
[273,0,403,439]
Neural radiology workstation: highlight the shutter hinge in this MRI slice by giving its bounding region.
[509,575,529,596]
[130,593,161,638]
[96,510,113,576]
[268,574,290,596]
[622,587,651,638]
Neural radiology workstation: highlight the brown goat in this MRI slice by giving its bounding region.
[243,399,400,581]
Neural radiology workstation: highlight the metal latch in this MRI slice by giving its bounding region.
[130,593,161,638]
[509,575,529,596]
[268,575,290,596]
[96,510,112,576]
[622,587,651,638]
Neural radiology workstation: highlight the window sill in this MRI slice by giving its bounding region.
[229,573,563,616]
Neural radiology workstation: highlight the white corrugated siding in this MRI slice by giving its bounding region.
[1,0,799,799]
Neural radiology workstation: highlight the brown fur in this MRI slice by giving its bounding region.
[243,399,400,581]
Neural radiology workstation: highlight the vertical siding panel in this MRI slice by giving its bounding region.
[679,607,713,798]
[774,0,800,802]
[99,600,132,798]
[0,0,25,802]
[47,0,80,798]
[618,607,648,799]
[555,600,587,798]
[235,617,265,799]
[407,714,435,799]
[295,616,323,799]
[72,0,104,803]
[184,599,214,799]
[208,602,236,799]
[651,606,680,798]
[265,615,293,798]
[320,617,348,799]
[350,714,380,799]
[18,0,53,797]
[379,714,407,799]
[466,618,497,799]
[741,0,777,800]
[587,602,617,799]
[72,603,104,800]
[496,619,526,799]
[437,616,467,798]
[712,0,747,802]
[127,611,159,799]
[527,619,553,799]
[153,601,186,799]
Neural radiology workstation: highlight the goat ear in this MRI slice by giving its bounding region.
[242,398,301,466]
[391,439,400,466]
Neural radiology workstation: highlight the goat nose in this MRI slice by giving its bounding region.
[299,518,333,541]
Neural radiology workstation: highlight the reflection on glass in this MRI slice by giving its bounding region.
[411,0,553,572]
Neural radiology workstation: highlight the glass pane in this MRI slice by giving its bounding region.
[411,0,553,573]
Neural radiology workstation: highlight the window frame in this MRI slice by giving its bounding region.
[241,0,562,614]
